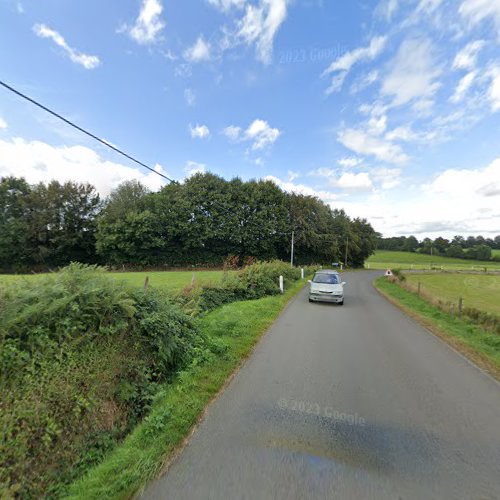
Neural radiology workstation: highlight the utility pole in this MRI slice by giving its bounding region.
[290,231,295,268]
[344,236,349,268]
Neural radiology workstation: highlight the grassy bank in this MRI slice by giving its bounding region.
[366,250,500,271]
[65,279,305,499]
[405,273,500,315]
[374,277,500,380]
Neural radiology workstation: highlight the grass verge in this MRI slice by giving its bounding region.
[65,279,306,499]
[374,277,500,382]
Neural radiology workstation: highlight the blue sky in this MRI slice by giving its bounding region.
[1,0,500,237]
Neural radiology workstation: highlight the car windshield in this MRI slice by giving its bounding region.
[313,274,339,284]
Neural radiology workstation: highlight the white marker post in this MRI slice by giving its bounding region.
[279,275,284,293]
[301,268,304,279]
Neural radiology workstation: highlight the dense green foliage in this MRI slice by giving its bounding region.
[0,264,201,498]
[1,174,377,271]
[0,177,101,272]
[0,260,308,497]
[377,234,500,261]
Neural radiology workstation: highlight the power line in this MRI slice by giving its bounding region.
[0,79,174,183]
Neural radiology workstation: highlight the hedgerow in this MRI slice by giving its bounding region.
[0,264,200,499]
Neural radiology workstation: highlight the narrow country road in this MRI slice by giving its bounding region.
[144,271,500,500]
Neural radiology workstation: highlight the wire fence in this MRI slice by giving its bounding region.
[392,277,500,335]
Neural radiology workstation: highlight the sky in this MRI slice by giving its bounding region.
[1,0,500,238]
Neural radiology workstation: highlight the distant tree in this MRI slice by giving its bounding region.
[451,235,465,248]
[433,237,450,255]
[446,245,464,258]
[0,177,31,271]
[0,178,100,270]
[404,235,419,252]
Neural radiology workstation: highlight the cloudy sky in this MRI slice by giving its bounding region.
[1,0,500,237]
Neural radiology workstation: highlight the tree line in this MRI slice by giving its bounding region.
[0,173,378,272]
[377,235,500,261]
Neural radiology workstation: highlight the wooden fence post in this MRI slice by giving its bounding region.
[458,296,463,315]
[143,276,149,293]
[191,272,196,287]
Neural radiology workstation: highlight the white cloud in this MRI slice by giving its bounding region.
[264,175,340,202]
[0,137,165,195]
[350,70,379,94]
[415,0,443,14]
[371,167,402,189]
[325,73,347,95]
[381,38,441,107]
[0,117,7,130]
[244,119,281,150]
[453,40,485,70]
[287,170,299,181]
[450,70,477,102]
[323,36,387,94]
[367,114,388,136]
[267,159,500,238]
[338,127,409,164]
[125,0,165,45]
[222,125,242,141]
[375,0,399,21]
[190,124,211,139]
[237,0,287,64]
[207,0,246,11]
[211,0,288,64]
[184,160,207,176]
[459,0,500,31]
[338,157,362,168]
[335,172,373,192]
[33,24,100,69]
[184,36,212,62]
[311,164,398,191]
[424,158,500,199]
[184,89,196,106]
[488,67,500,111]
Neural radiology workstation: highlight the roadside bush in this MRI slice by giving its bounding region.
[0,264,200,499]
[239,260,301,298]
[391,268,406,282]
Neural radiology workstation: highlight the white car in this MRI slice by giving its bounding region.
[308,270,346,305]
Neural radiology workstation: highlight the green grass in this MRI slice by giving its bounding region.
[405,273,500,316]
[366,250,500,271]
[492,249,500,257]
[0,270,227,292]
[65,279,306,499]
[374,277,500,374]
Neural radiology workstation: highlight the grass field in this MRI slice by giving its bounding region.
[0,270,227,292]
[366,250,500,271]
[405,273,500,315]
[493,249,500,257]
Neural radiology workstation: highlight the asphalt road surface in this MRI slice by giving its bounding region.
[144,271,500,500]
